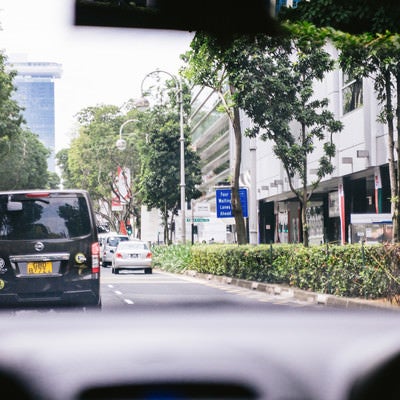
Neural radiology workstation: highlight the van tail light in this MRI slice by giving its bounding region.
[116,252,123,258]
[25,192,50,198]
[91,242,100,273]
[146,252,152,259]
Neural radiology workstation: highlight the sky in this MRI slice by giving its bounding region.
[0,0,195,151]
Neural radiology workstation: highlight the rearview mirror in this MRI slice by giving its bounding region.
[74,0,282,36]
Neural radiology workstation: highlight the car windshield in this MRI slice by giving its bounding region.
[1,2,400,398]
[0,0,398,307]
[0,0,398,299]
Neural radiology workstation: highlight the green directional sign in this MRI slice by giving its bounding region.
[186,217,210,222]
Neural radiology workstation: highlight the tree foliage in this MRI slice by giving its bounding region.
[281,1,400,242]
[0,53,23,155]
[182,32,248,244]
[57,94,201,243]
[136,81,202,244]
[0,52,53,190]
[225,32,342,246]
[57,104,141,233]
[279,0,400,35]
[329,30,400,242]
[0,129,51,190]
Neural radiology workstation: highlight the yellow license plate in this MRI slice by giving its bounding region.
[27,261,53,274]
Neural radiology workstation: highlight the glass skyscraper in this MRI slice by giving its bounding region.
[9,60,62,172]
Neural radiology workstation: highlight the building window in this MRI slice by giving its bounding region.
[342,72,363,114]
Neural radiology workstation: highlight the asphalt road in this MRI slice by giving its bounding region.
[4,267,395,318]
[99,267,328,310]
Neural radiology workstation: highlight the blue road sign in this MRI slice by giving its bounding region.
[216,188,248,218]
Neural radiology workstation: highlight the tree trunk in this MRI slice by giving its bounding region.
[301,123,309,247]
[385,69,398,242]
[395,70,400,242]
[301,184,309,247]
[162,203,169,245]
[230,94,247,245]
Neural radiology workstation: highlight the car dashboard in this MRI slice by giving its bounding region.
[1,304,400,400]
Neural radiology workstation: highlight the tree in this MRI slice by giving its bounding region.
[56,148,74,188]
[0,52,24,155]
[46,171,61,189]
[58,104,142,233]
[281,1,400,242]
[279,0,400,35]
[136,82,202,245]
[0,129,50,190]
[228,31,342,246]
[331,31,400,242]
[182,32,248,244]
[0,52,60,190]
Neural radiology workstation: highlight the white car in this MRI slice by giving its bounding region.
[112,240,152,274]
[100,233,130,268]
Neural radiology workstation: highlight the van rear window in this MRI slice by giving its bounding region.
[0,194,92,240]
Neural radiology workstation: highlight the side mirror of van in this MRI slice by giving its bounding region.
[7,201,23,211]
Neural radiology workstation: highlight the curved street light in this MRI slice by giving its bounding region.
[140,70,186,244]
[116,119,139,151]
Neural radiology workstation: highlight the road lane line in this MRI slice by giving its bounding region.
[107,285,135,305]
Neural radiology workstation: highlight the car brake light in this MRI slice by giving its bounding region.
[25,192,50,198]
[91,242,100,273]
[146,252,152,259]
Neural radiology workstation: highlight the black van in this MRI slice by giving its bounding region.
[0,190,101,308]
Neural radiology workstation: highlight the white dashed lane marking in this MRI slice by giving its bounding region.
[104,274,314,307]
[106,284,134,305]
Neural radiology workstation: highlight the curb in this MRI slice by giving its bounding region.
[182,270,400,311]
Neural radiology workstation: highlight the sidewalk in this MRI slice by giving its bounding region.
[183,270,400,311]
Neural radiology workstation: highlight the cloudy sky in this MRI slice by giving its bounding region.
[0,0,194,150]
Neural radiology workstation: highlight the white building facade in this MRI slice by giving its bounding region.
[240,43,392,245]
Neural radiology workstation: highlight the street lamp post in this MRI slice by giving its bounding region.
[140,70,186,244]
[116,119,139,151]
[249,137,258,245]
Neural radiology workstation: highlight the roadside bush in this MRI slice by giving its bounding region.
[152,242,400,301]
[151,244,191,273]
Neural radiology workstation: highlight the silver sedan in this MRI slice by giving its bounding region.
[111,240,152,274]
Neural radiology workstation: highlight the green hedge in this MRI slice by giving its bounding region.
[151,243,400,301]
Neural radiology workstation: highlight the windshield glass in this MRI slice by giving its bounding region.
[119,241,149,250]
[1,3,400,399]
[0,0,398,313]
[0,193,91,239]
